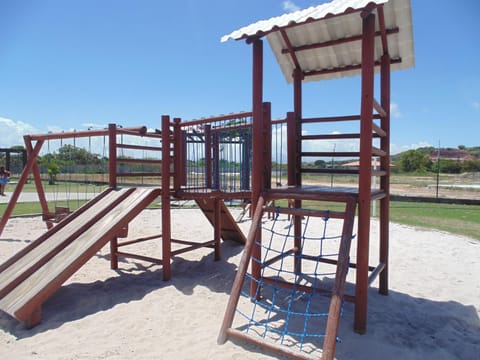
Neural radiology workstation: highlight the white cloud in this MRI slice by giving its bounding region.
[390,102,402,118]
[283,1,300,12]
[390,141,432,155]
[473,101,480,110]
[81,122,108,130]
[0,117,37,148]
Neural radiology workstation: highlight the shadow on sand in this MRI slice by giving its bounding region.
[0,238,479,359]
[0,240,243,338]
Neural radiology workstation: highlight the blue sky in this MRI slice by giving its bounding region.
[0,0,479,155]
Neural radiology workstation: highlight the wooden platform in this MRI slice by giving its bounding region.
[0,187,161,327]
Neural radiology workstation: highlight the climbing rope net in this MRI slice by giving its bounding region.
[219,194,357,359]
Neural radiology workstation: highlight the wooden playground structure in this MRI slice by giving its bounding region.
[0,0,414,358]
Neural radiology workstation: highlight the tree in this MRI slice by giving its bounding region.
[57,144,101,165]
[399,150,432,172]
[38,156,60,185]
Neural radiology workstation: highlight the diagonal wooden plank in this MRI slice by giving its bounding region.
[195,199,246,244]
[0,187,160,325]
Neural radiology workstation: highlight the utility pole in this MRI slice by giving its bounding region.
[436,141,440,199]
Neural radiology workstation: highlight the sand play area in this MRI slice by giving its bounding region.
[0,208,479,359]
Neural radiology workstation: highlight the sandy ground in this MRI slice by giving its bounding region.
[0,208,479,360]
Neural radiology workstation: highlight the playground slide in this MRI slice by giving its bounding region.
[0,187,161,327]
[195,199,246,244]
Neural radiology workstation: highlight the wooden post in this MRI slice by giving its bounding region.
[250,37,263,298]
[108,124,117,189]
[26,139,51,220]
[286,112,296,186]
[379,53,391,296]
[218,195,266,344]
[0,139,44,236]
[214,198,221,261]
[293,68,303,274]
[161,115,172,281]
[355,12,375,334]
[108,124,118,269]
[26,305,42,329]
[263,102,272,190]
[293,68,303,186]
[110,236,118,269]
[173,118,183,193]
[181,130,187,187]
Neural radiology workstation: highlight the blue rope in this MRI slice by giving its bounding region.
[236,207,347,354]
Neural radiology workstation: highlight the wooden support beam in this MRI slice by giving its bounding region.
[108,124,117,189]
[250,38,264,298]
[161,115,172,281]
[280,29,301,69]
[281,27,399,55]
[304,58,401,78]
[379,53,391,296]
[355,12,376,335]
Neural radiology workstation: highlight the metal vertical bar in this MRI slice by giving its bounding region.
[379,53,391,296]
[5,151,10,171]
[355,12,375,335]
[161,115,172,281]
[250,38,263,298]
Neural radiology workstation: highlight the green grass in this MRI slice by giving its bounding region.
[8,180,106,193]
[2,198,478,241]
[266,199,480,240]
[0,200,87,217]
[389,201,480,240]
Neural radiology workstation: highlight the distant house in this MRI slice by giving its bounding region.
[342,160,394,169]
[428,149,475,162]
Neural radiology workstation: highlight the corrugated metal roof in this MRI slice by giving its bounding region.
[222,0,414,83]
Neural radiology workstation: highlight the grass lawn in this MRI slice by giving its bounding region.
[1,198,478,241]
[389,201,480,240]
[257,199,480,241]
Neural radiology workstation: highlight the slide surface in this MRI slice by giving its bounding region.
[0,187,161,327]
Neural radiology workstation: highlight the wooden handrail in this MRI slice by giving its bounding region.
[116,143,162,152]
[301,168,359,175]
[301,151,360,158]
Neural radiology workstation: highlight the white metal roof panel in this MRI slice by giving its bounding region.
[222,0,414,83]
